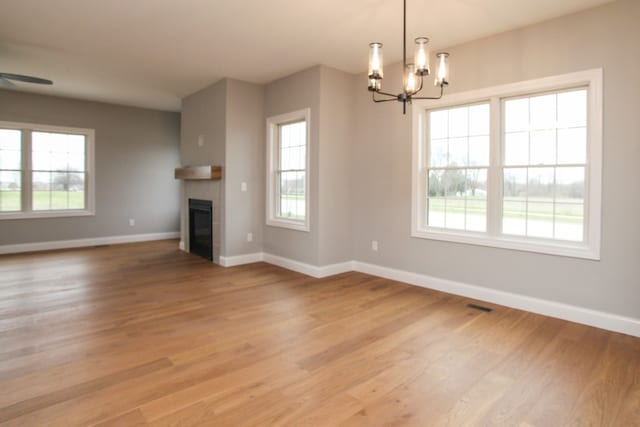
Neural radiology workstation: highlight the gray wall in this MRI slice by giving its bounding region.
[352,0,640,318]
[318,66,355,265]
[263,66,322,265]
[225,79,265,256]
[261,65,355,266]
[0,89,180,245]
[180,80,226,262]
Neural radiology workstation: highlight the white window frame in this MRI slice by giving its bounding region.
[266,108,310,232]
[0,121,96,220]
[411,69,603,260]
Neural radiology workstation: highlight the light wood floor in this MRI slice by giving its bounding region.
[0,240,638,426]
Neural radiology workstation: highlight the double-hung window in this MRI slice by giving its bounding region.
[412,69,602,259]
[0,122,95,219]
[266,108,310,231]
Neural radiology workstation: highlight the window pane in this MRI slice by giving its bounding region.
[469,104,490,136]
[529,130,556,165]
[466,198,486,232]
[527,202,554,238]
[428,170,445,197]
[428,198,445,228]
[503,168,527,200]
[504,98,529,132]
[556,167,584,201]
[448,107,468,138]
[557,128,586,164]
[554,203,584,241]
[68,153,86,172]
[0,149,20,170]
[504,132,528,165]
[448,137,467,166]
[68,173,86,209]
[558,89,587,128]
[445,198,465,230]
[33,172,51,210]
[279,121,305,149]
[502,201,526,236]
[469,136,489,166]
[429,138,447,167]
[0,171,21,211]
[0,129,21,150]
[32,149,51,171]
[530,94,556,130]
[430,110,448,139]
[527,167,554,202]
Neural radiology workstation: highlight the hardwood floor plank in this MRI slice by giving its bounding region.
[0,240,638,426]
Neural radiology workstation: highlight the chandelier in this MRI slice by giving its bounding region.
[368,0,450,114]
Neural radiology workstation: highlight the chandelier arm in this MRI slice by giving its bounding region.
[407,74,424,97]
[411,85,445,100]
[372,91,399,103]
[374,89,399,98]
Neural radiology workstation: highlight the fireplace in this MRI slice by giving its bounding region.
[189,198,212,261]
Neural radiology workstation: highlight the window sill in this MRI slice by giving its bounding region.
[266,217,309,232]
[0,210,95,220]
[411,228,599,260]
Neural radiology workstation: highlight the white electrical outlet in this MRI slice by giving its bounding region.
[247,232,253,242]
[129,218,135,227]
[371,240,378,251]
[197,135,204,147]
[241,182,247,192]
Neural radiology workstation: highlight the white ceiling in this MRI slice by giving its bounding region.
[0,0,614,111]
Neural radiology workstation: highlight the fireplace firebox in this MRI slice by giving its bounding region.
[189,199,212,261]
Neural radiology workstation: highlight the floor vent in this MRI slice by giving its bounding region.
[466,303,493,312]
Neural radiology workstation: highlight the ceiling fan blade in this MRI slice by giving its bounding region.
[0,77,16,88]
[0,73,53,85]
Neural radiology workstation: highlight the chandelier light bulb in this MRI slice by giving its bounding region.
[414,37,430,75]
[405,64,418,93]
[435,52,449,86]
[368,43,384,79]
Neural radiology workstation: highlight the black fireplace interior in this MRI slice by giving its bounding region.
[189,198,212,261]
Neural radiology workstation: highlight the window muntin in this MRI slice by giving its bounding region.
[0,122,94,219]
[412,69,602,259]
[502,89,587,242]
[266,109,310,231]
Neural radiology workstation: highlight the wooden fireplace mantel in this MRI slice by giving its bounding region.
[174,165,222,180]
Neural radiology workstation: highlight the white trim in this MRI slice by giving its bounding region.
[262,253,353,278]
[411,69,603,260]
[178,240,186,251]
[213,250,638,337]
[0,232,179,255]
[351,261,639,338]
[219,252,264,267]
[265,108,311,232]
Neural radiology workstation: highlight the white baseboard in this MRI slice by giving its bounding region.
[214,251,639,336]
[219,252,264,267]
[352,261,640,338]
[0,231,180,255]
[178,240,185,251]
[262,253,353,278]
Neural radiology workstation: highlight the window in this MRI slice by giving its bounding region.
[412,69,602,259]
[0,122,95,219]
[266,108,310,231]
